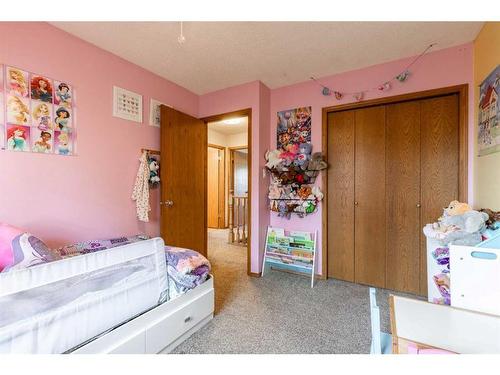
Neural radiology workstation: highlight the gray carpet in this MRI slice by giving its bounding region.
[171,229,419,354]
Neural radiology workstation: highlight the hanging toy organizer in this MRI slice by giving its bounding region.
[265,146,327,219]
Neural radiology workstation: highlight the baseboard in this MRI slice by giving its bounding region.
[248,272,261,278]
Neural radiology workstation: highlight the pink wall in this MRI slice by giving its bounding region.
[269,43,474,275]
[0,22,198,248]
[198,81,271,273]
[0,23,475,278]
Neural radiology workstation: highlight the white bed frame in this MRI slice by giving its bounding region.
[72,276,214,354]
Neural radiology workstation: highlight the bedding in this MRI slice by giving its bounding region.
[165,246,211,299]
[0,223,60,272]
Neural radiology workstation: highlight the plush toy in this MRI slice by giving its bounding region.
[311,186,324,201]
[297,186,312,199]
[280,143,299,165]
[307,152,328,171]
[443,200,472,217]
[148,156,160,186]
[265,149,283,170]
[480,208,500,229]
[268,182,282,200]
[293,143,313,170]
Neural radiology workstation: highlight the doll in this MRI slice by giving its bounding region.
[54,107,71,132]
[7,96,30,125]
[32,131,52,154]
[7,126,28,152]
[57,132,70,155]
[7,68,28,97]
[31,76,53,102]
[33,103,52,131]
[55,83,72,107]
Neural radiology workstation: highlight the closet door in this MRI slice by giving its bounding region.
[385,101,421,294]
[327,111,355,281]
[354,106,386,288]
[420,94,459,295]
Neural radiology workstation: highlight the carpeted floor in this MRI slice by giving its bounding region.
[171,229,418,354]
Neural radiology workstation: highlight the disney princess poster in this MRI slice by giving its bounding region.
[54,106,72,132]
[5,66,29,98]
[6,95,31,125]
[54,130,73,156]
[31,100,53,131]
[30,74,53,103]
[31,128,53,154]
[54,81,72,107]
[276,106,311,150]
[6,124,30,152]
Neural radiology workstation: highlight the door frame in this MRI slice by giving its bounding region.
[202,108,252,276]
[208,143,226,229]
[321,84,469,279]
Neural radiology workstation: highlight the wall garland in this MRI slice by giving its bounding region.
[310,43,436,102]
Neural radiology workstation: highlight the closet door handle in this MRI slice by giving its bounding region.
[354,201,359,206]
[416,203,421,208]
[165,200,174,207]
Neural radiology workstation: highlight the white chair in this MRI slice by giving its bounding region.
[369,287,392,354]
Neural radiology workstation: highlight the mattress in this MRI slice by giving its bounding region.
[0,237,168,354]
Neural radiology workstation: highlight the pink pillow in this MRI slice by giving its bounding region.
[0,223,59,272]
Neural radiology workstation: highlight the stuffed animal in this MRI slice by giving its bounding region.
[265,149,283,170]
[268,182,282,200]
[480,208,500,229]
[443,200,472,217]
[298,186,312,199]
[307,152,328,171]
[311,186,324,201]
[148,157,160,186]
[293,143,313,170]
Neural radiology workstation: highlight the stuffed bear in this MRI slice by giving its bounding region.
[307,152,328,171]
[443,200,472,217]
[265,149,283,170]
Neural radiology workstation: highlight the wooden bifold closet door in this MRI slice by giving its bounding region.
[327,94,459,295]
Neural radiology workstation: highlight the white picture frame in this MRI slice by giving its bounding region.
[113,86,143,123]
[149,99,170,127]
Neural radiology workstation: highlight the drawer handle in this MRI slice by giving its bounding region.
[184,316,192,323]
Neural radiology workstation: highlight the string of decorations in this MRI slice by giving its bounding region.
[310,43,437,102]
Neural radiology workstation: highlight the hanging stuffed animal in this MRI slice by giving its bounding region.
[148,156,160,187]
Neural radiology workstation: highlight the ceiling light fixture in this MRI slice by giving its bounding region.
[177,22,186,44]
[223,118,241,125]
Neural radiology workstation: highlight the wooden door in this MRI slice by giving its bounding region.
[327,111,355,281]
[420,94,459,295]
[385,101,421,294]
[354,106,386,288]
[207,145,225,229]
[160,106,207,256]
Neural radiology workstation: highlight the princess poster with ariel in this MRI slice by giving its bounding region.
[30,74,53,103]
[6,124,30,152]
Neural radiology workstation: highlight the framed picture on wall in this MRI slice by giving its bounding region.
[478,65,500,156]
[113,86,143,123]
[149,98,169,127]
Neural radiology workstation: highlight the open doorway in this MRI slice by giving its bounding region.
[205,110,250,275]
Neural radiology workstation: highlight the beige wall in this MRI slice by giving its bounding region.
[474,22,500,210]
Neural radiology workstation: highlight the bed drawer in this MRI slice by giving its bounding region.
[145,288,214,353]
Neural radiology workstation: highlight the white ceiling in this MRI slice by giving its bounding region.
[51,22,483,95]
[208,117,248,135]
